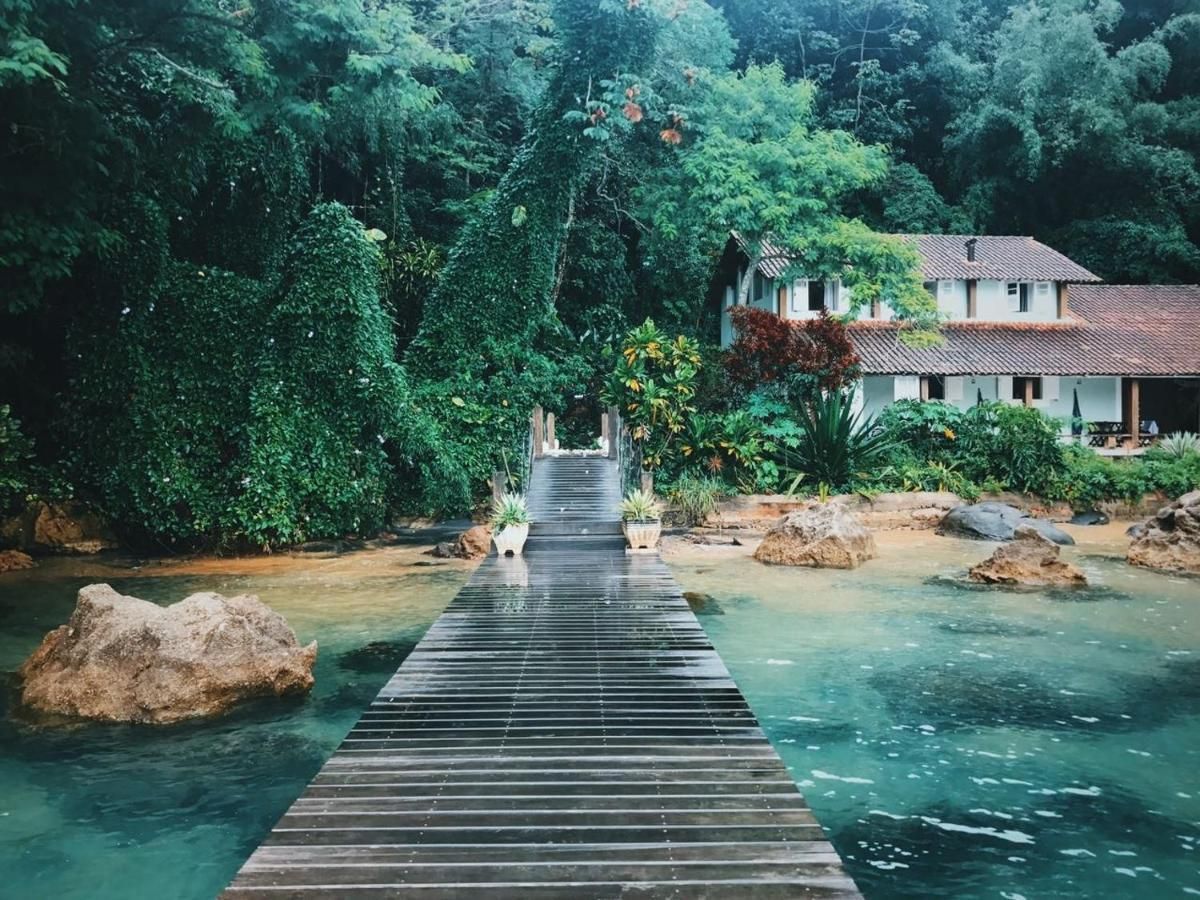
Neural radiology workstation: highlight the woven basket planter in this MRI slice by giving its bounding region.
[622,520,661,550]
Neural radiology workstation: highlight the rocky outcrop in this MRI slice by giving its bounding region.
[455,525,492,560]
[1,501,117,554]
[0,549,35,574]
[18,584,316,724]
[426,525,492,560]
[968,526,1088,587]
[938,502,1074,545]
[753,502,876,569]
[1127,491,1200,575]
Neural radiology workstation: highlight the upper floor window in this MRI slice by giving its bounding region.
[1007,281,1031,313]
[807,280,824,311]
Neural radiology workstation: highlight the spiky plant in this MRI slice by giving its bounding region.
[779,390,897,491]
[620,488,661,522]
[1158,432,1200,458]
[490,492,530,529]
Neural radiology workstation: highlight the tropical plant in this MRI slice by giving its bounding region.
[601,320,702,472]
[667,474,727,527]
[490,492,530,529]
[778,391,897,491]
[620,488,662,522]
[1156,432,1200,459]
[0,405,34,510]
[724,307,861,401]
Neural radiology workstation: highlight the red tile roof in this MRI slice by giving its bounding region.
[850,285,1200,376]
[908,235,1099,282]
[731,233,1100,283]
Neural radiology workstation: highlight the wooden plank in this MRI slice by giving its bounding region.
[222,456,861,898]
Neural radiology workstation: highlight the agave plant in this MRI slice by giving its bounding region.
[779,390,897,491]
[490,492,530,529]
[619,488,662,522]
[1158,431,1200,458]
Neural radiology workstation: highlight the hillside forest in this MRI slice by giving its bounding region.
[3,0,1200,548]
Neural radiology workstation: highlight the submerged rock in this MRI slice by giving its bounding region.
[938,502,1074,545]
[968,526,1088,587]
[0,549,35,574]
[18,584,316,724]
[754,501,876,569]
[1070,510,1109,526]
[1127,490,1200,575]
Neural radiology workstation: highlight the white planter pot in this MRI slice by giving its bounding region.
[623,519,661,550]
[493,523,529,556]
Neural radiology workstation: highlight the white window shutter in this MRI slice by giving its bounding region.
[945,376,964,402]
[894,375,921,401]
[997,376,1013,401]
[1042,375,1060,401]
[1007,285,1020,312]
[791,280,803,312]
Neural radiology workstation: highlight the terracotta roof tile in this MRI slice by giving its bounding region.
[731,232,1100,283]
[850,284,1200,376]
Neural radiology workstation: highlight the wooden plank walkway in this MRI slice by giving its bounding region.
[224,455,861,898]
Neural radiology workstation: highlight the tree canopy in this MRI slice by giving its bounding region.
[3,0,1199,545]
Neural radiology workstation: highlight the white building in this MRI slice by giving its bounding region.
[711,235,1200,451]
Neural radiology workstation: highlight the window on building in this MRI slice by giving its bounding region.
[1012,376,1042,401]
[808,280,825,311]
[939,280,953,296]
[753,272,766,302]
[1007,281,1031,313]
[826,279,841,312]
[923,280,937,297]
[927,376,946,400]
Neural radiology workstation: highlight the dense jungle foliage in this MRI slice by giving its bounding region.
[3,0,1200,547]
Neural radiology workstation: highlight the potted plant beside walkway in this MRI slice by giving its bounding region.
[491,492,531,556]
[621,488,662,551]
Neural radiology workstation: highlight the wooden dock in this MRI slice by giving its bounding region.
[224,455,861,898]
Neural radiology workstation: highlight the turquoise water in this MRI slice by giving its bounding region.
[0,551,467,899]
[669,530,1200,899]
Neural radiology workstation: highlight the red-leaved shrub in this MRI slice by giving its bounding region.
[724,306,860,396]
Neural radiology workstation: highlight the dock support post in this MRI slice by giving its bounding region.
[533,405,545,458]
[606,406,619,460]
[546,412,556,452]
[641,470,654,496]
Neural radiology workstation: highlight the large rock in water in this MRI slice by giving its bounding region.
[968,526,1088,587]
[0,550,35,574]
[754,502,876,569]
[18,584,316,724]
[1127,491,1200,575]
[938,502,1074,545]
[455,525,492,560]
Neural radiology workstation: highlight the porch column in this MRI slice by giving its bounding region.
[1124,378,1140,449]
[776,283,787,319]
[1023,377,1035,407]
[966,279,978,318]
[606,405,619,460]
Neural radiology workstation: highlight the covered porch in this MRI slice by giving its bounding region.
[858,374,1200,455]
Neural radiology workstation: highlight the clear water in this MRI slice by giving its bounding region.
[668,528,1200,899]
[0,549,469,899]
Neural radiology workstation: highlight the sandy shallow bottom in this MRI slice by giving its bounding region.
[665,523,1200,899]
[0,541,474,900]
[1,522,1197,899]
